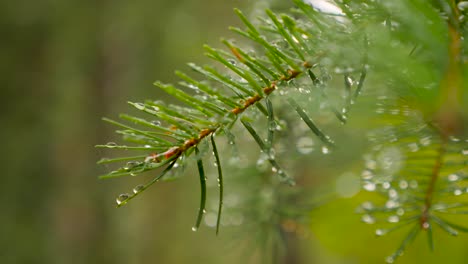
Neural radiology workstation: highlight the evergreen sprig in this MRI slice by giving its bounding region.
[98,2,365,233]
[98,0,468,262]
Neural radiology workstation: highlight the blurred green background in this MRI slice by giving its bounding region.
[2,0,468,263]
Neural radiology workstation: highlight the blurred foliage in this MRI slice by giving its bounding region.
[2,1,468,264]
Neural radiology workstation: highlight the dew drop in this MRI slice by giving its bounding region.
[382,182,391,189]
[133,184,144,194]
[361,201,374,210]
[134,103,146,110]
[321,146,330,154]
[361,170,374,180]
[363,182,376,191]
[422,222,430,229]
[396,208,405,216]
[386,256,395,263]
[385,200,399,209]
[365,158,377,170]
[191,227,198,232]
[407,143,419,152]
[399,180,408,189]
[361,214,375,224]
[204,213,217,227]
[409,180,418,189]
[116,193,130,205]
[462,149,468,155]
[296,137,314,154]
[448,174,459,182]
[106,142,118,148]
[388,189,398,199]
[388,215,399,223]
[454,189,463,196]
[420,136,431,146]
[457,1,468,11]
[376,229,387,236]
[151,120,162,126]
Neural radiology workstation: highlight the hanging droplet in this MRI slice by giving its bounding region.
[116,193,130,205]
[458,2,468,11]
[396,208,405,216]
[361,201,374,211]
[399,180,408,189]
[407,143,419,152]
[296,137,314,154]
[385,256,395,264]
[419,136,431,146]
[388,189,398,199]
[133,185,144,194]
[454,189,463,196]
[361,170,374,180]
[448,174,459,182]
[382,182,391,189]
[375,229,387,236]
[363,182,376,192]
[361,214,375,224]
[191,226,198,232]
[321,146,330,154]
[409,180,418,189]
[388,215,399,223]
[151,120,162,126]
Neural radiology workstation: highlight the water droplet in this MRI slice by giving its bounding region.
[376,229,387,236]
[361,214,375,224]
[361,201,374,210]
[296,137,314,154]
[399,180,408,189]
[409,180,418,189]
[386,200,400,209]
[448,174,459,182]
[397,208,405,216]
[202,209,207,214]
[134,103,146,110]
[419,136,431,146]
[408,143,419,152]
[191,227,198,232]
[454,189,463,196]
[228,59,236,65]
[388,215,399,223]
[321,146,330,154]
[336,172,360,198]
[462,149,468,155]
[204,213,217,227]
[106,142,118,148]
[458,2,468,11]
[382,182,391,189]
[116,193,130,205]
[388,189,398,199]
[361,170,374,180]
[365,159,377,170]
[363,182,376,191]
[151,120,161,126]
[133,184,144,194]
[386,256,395,263]
[422,222,430,229]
